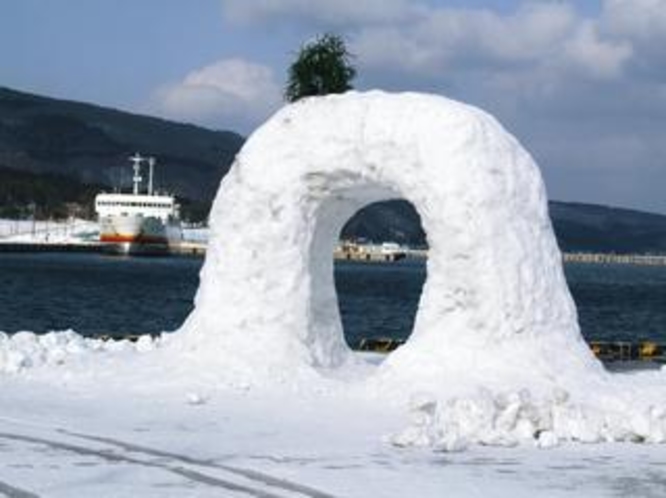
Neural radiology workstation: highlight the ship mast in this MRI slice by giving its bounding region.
[129,153,144,195]
[147,156,155,196]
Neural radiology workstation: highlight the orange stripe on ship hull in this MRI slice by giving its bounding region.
[100,234,169,244]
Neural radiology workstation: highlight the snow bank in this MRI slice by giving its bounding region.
[0,218,98,243]
[391,386,666,451]
[0,331,157,374]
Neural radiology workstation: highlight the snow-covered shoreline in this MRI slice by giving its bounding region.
[1,332,666,497]
[0,218,99,244]
[0,218,210,245]
[2,329,666,449]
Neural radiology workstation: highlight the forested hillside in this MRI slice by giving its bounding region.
[2,86,665,253]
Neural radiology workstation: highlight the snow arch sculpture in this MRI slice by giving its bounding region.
[180,91,599,383]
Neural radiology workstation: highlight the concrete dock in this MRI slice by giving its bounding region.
[0,241,207,256]
[0,241,107,253]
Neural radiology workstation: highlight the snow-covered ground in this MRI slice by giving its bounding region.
[0,218,209,244]
[0,333,665,497]
[0,218,99,244]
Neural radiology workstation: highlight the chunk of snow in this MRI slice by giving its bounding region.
[536,430,560,449]
[186,392,207,405]
[136,335,156,353]
[0,330,159,374]
[392,387,666,450]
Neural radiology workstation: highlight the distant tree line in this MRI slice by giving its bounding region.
[0,167,209,223]
[0,167,101,219]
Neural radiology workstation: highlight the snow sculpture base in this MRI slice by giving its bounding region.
[179,91,601,386]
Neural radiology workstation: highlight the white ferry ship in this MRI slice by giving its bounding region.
[94,153,182,255]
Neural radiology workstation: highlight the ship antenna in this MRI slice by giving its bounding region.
[147,157,155,196]
[130,153,144,195]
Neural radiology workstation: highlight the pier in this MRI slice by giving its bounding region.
[172,241,207,256]
[95,333,666,364]
[394,250,666,266]
[2,233,666,267]
[0,240,207,256]
[0,241,107,253]
[354,337,666,363]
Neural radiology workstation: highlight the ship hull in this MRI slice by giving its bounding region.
[99,215,181,255]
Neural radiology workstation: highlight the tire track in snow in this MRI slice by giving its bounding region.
[0,480,40,498]
[0,432,286,498]
[59,430,339,498]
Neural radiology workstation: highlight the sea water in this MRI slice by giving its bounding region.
[1,253,665,344]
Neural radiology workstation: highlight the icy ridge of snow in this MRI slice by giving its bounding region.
[0,218,99,243]
[391,387,666,451]
[0,331,157,374]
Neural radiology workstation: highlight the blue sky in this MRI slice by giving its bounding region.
[2,0,665,214]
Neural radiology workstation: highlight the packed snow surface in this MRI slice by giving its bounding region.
[1,91,666,496]
[0,218,207,243]
[0,218,98,243]
[1,331,666,497]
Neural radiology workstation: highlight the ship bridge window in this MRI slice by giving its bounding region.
[333,199,427,353]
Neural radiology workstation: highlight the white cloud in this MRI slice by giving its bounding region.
[602,0,666,41]
[423,3,578,64]
[561,21,632,80]
[203,0,666,211]
[353,2,631,85]
[152,58,282,132]
[346,0,647,211]
[600,0,666,81]
[221,0,422,27]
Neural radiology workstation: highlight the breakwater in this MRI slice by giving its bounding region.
[2,239,666,267]
[0,241,206,256]
[0,242,106,253]
[563,252,666,266]
[405,250,666,266]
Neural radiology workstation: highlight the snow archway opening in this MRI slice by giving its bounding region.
[308,182,404,364]
[334,200,427,351]
[311,190,426,360]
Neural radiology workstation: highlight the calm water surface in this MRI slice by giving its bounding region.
[1,253,665,344]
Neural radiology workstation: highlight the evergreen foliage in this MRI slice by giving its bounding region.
[0,167,102,219]
[285,34,356,102]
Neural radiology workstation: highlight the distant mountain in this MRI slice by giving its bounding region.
[2,86,665,253]
[342,200,666,254]
[0,86,243,203]
[342,200,427,247]
[549,201,666,254]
